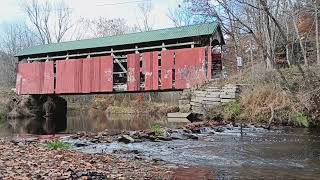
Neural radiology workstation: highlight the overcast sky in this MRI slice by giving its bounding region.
[0,0,179,30]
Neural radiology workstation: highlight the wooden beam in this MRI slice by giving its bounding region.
[24,42,196,61]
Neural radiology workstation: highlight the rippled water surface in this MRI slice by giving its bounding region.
[63,111,320,179]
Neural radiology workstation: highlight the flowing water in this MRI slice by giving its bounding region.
[5,110,320,179]
[62,111,320,179]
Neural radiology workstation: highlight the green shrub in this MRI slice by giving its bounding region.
[46,140,70,150]
[222,101,242,121]
[292,113,310,127]
[149,123,164,136]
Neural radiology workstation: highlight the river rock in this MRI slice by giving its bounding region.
[74,142,90,147]
[118,135,135,144]
[183,133,199,140]
[157,136,173,141]
[170,132,189,140]
[215,127,225,133]
[226,123,233,130]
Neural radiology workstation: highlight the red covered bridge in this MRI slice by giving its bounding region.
[15,23,225,95]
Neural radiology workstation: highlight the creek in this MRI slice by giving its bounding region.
[4,110,320,179]
[64,110,320,179]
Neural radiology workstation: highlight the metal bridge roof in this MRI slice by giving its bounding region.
[16,23,218,57]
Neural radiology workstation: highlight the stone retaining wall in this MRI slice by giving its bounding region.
[179,84,240,114]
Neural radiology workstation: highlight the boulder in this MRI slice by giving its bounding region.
[170,132,189,140]
[215,127,225,133]
[118,135,135,144]
[183,133,199,140]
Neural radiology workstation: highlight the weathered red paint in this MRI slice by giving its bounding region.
[100,56,113,92]
[82,58,92,93]
[151,52,159,90]
[56,59,84,94]
[141,52,159,91]
[41,62,55,94]
[16,47,216,95]
[207,46,212,79]
[160,50,174,90]
[56,56,112,94]
[175,47,206,89]
[91,57,101,92]
[75,59,83,93]
[16,62,54,95]
[127,54,140,91]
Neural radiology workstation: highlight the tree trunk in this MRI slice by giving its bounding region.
[293,17,308,65]
[316,0,320,65]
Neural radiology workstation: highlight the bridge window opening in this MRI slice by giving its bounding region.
[140,72,145,90]
[172,69,176,87]
[172,52,176,88]
[54,62,57,93]
[113,56,128,91]
[158,70,161,87]
[205,47,209,78]
[212,46,222,79]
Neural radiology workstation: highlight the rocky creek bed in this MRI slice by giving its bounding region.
[0,136,183,179]
[1,122,320,179]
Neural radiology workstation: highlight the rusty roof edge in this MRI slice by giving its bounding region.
[16,22,219,57]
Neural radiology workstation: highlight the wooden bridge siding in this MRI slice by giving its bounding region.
[100,56,113,92]
[142,52,158,91]
[127,54,140,91]
[42,62,55,94]
[175,47,206,89]
[91,57,101,92]
[160,50,174,90]
[16,62,55,95]
[207,46,212,80]
[82,58,92,93]
[152,52,159,90]
[16,47,215,95]
[56,59,83,94]
[56,56,113,94]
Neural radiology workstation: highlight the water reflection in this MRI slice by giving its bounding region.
[4,108,172,134]
[6,114,67,135]
[65,109,168,133]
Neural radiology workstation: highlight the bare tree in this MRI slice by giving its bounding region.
[0,22,39,88]
[137,1,154,31]
[90,18,133,37]
[75,17,137,39]
[0,52,16,87]
[168,3,194,27]
[53,1,73,43]
[22,0,73,44]
[0,22,38,55]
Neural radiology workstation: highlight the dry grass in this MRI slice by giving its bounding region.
[240,84,300,124]
[207,64,320,127]
[90,94,179,115]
